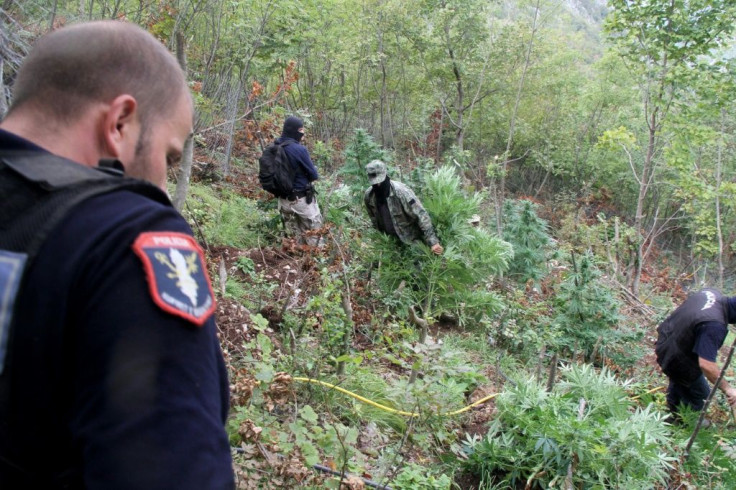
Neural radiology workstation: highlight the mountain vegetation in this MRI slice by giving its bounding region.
[4,0,736,488]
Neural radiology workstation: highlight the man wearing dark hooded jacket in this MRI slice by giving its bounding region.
[655,288,736,423]
[274,116,323,246]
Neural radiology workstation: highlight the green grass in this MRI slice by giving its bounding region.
[183,183,273,249]
[676,414,736,489]
[301,365,409,433]
[175,165,736,489]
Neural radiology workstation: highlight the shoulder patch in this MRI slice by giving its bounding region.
[0,250,27,374]
[132,232,216,326]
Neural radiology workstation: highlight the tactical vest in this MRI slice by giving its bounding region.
[655,289,728,386]
[0,151,170,486]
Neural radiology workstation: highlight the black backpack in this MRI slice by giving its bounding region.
[258,141,294,198]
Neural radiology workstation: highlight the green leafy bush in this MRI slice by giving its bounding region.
[340,129,390,204]
[229,402,363,485]
[320,181,356,226]
[463,364,675,489]
[683,426,736,489]
[502,199,551,284]
[393,463,452,489]
[491,289,558,361]
[553,252,622,361]
[305,268,352,362]
[370,166,512,326]
[183,183,267,248]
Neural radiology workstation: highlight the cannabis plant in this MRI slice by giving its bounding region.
[502,199,551,285]
[305,268,353,369]
[340,128,390,204]
[492,288,559,361]
[553,251,622,362]
[463,364,675,489]
[370,166,512,328]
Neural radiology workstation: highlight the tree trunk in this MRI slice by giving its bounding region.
[49,0,58,30]
[201,1,224,93]
[172,31,194,211]
[443,21,464,151]
[221,74,243,177]
[110,0,123,19]
[715,109,725,288]
[378,11,387,148]
[435,106,444,162]
[496,0,541,236]
[134,0,144,23]
[630,110,657,297]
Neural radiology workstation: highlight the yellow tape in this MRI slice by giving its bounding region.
[293,376,498,418]
[263,375,657,416]
[629,385,664,401]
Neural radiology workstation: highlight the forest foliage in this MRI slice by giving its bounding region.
[4,0,736,488]
[4,0,736,284]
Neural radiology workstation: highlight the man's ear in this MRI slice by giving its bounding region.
[101,94,138,159]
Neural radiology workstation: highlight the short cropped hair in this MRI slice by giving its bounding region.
[8,21,187,128]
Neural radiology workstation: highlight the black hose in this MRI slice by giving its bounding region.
[496,367,517,387]
[312,463,391,489]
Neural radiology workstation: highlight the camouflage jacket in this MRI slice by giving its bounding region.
[364,180,439,247]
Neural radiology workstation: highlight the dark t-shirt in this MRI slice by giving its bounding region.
[376,201,398,237]
[0,131,234,488]
[693,320,728,362]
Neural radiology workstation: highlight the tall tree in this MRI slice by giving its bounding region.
[417,0,494,152]
[665,53,736,285]
[603,0,736,296]
[496,0,543,234]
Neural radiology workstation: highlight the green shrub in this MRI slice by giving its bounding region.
[340,129,390,205]
[463,364,675,489]
[370,166,512,326]
[183,183,268,248]
[553,251,623,361]
[492,289,559,361]
[682,423,736,489]
[224,277,249,301]
[502,199,551,285]
[311,138,340,174]
[321,181,355,226]
[305,268,352,362]
[393,463,452,490]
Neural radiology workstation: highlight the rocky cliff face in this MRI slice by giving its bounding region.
[564,0,608,24]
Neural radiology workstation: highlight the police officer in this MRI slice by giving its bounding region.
[0,22,234,488]
[275,116,323,246]
[364,160,443,255]
[655,289,736,423]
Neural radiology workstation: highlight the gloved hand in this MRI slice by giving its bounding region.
[306,185,317,205]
